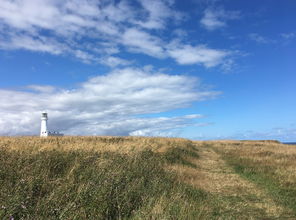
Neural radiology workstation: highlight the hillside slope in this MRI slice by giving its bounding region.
[0,137,296,219]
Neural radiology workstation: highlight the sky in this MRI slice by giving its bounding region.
[0,0,295,141]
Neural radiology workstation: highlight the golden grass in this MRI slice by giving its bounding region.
[169,141,287,217]
[209,140,296,186]
[1,136,296,218]
[0,136,193,154]
[206,140,296,217]
[0,136,206,219]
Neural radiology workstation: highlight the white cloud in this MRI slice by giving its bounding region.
[200,8,240,31]
[73,50,96,63]
[121,28,165,58]
[167,42,230,67]
[0,67,219,136]
[128,115,204,136]
[27,85,56,93]
[0,33,65,54]
[68,115,206,136]
[99,56,132,67]
[135,0,184,29]
[0,0,234,68]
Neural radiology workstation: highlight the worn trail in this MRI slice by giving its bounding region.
[171,143,289,218]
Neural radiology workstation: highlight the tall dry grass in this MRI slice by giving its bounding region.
[2,137,296,219]
[0,136,206,219]
[0,136,193,154]
[211,140,296,216]
[210,140,296,185]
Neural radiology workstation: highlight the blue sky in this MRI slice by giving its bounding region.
[0,0,295,141]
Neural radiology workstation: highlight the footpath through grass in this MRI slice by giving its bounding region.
[1,137,296,219]
[211,141,296,218]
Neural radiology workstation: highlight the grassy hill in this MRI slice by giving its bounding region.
[0,137,296,219]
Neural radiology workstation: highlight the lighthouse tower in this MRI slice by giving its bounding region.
[40,112,48,137]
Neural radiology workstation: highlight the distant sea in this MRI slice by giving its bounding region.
[282,142,296,145]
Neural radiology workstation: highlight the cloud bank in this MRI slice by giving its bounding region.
[0,0,233,68]
[0,68,219,136]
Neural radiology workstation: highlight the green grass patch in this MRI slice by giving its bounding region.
[221,154,296,217]
[163,145,199,168]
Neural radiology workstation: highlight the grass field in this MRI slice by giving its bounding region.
[0,137,296,219]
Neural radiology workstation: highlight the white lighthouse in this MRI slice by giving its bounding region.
[40,112,63,137]
[40,112,48,137]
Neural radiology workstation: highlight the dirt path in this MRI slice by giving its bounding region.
[170,143,289,218]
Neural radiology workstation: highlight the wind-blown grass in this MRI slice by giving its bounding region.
[1,137,296,219]
[0,136,206,219]
[211,140,296,217]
